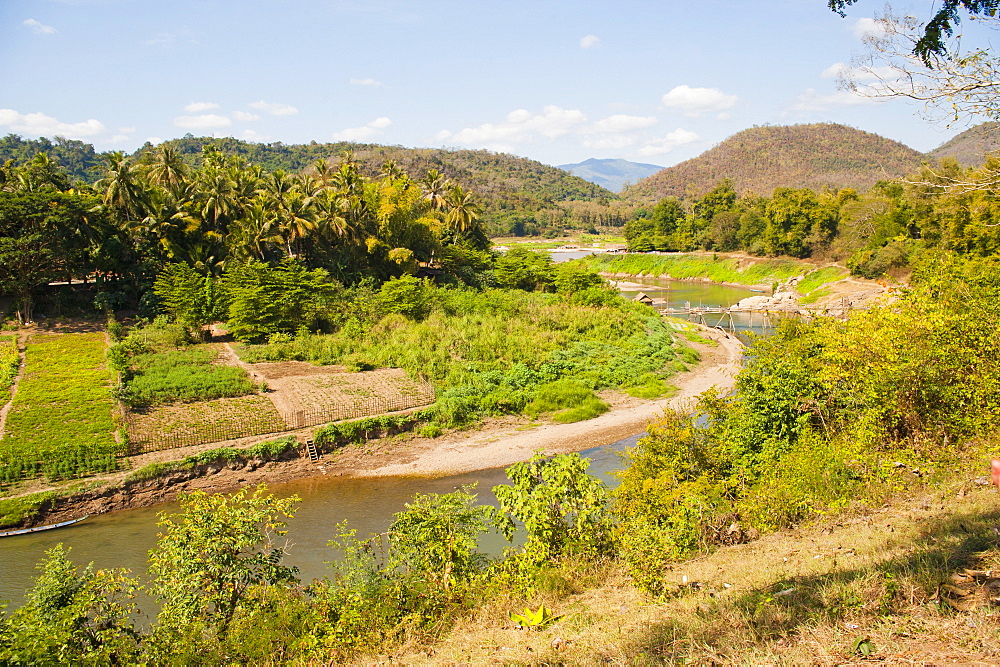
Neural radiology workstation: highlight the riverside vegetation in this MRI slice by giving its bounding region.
[3,140,1000,660]
[1,251,999,662]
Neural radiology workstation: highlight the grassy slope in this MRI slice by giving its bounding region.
[575,252,833,288]
[378,478,1000,664]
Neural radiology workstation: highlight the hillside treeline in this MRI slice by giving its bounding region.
[0,134,620,239]
[626,158,1000,278]
[0,144,500,324]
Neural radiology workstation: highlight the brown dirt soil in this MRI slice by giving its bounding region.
[7,326,741,529]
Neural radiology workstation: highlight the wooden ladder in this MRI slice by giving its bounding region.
[304,438,320,462]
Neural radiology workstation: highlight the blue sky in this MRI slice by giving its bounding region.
[0,0,989,168]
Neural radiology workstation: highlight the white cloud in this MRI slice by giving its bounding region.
[184,101,220,113]
[146,136,163,145]
[579,115,658,150]
[636,128,700,157]
[437,106,588,146]
[662,85,738,117]
[0,109,106,139]
[580,34,601,49]
[110,134,130,143]
[241,129,266,141]
[173,113,232,129]
[350,77,382,87]
[587,114,657,133]
[786,88,881,114]
[853,17,888,38]
[118,126,136,133]
[232,111,261,122]
[23,18,56,35]
[332,117,392,141]
[249,100,299,116]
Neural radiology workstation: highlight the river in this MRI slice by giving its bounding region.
[0,435,640,611]
[0,266,758,609]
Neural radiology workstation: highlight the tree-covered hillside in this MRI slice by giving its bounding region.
[0,135,104,183]
[625,123,926,202]
[0,134,615,237]
[926,122,1000,167]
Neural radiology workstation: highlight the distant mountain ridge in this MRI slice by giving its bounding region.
[558,158,664,192]
[624,123,927,202]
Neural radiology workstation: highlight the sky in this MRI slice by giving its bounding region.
[0,0,993,169]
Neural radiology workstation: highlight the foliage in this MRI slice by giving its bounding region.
[0,335,19,397]
[147,486,300,638]
[0,491,56,529]
[0,544,140,665]
[125,345,256,406]
[244,284,683,428]
[313,414,416,451]
[525,378,610,423]
[222,260,342,343]
[509,603,562,630]
[154,262,225,328]
[124,436,298,483]
[493,453,612,562]
[386,486,497,592]
[0,333,121,484]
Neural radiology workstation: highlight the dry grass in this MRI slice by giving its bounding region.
[364,481,1000,665]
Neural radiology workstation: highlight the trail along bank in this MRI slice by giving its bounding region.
[19,326,743,527]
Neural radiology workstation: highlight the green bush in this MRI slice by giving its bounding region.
[526,379,609,423]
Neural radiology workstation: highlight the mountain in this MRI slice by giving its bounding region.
[624,123,927,202]
[926,122,1000,167]
[558,158,664,192]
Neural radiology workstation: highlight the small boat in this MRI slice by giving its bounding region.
[0,515,89,539]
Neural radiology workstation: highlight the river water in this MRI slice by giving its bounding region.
[0,260,759,608]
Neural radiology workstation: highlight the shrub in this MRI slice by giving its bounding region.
[525,379,609,423]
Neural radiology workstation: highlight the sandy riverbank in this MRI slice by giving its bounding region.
[13,326,743,527]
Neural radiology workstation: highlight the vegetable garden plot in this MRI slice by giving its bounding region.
[0,333,120,484]
[253,364,436,429]
[125,394,287,454]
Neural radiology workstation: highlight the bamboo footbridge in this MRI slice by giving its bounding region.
[659,299,864,333]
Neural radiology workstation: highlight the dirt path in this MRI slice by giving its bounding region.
[0,333,26,440]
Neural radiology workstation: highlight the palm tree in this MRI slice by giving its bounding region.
[420,169,448,211]
[197,168,237,233]
[444,184,482,234]
[147,145,189,194]
[97,152,148,221]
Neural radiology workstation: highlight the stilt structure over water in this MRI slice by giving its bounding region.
[660,298,862,333]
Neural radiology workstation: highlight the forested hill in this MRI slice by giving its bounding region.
[0,135,104,182]
[624,123,926,202]
[926,122,1000,167]
[0,133,611,209]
